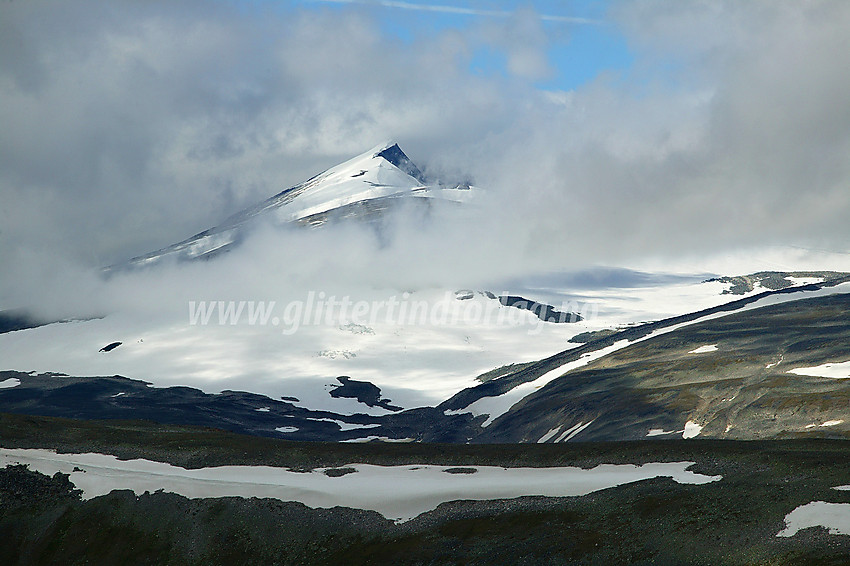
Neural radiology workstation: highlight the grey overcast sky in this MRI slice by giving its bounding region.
[2,1,850,306]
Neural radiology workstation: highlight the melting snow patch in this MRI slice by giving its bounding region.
[255,407,270,412]
[537,426,562,443]
[0,378,22,389]
[806,420,844,428]
[787,277,824,286]
[646,429,680,437]
[778,501,850,537]
[688,345,718,354]
[275,426,298,433]
[788,361,850,379]
[682,421,703,439]
[306,418,380,431]
[0,449,721,523]
[554,420,595,442]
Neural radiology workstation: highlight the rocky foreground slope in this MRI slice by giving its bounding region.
[0,413,848,565]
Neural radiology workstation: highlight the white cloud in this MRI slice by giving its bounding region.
[2,0,850,317]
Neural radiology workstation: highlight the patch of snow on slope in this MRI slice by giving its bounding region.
[788,361,850,379]
[305,418,380,431]
[555,420,594,442]
[646,429,680,437]
[805,420,844,428]
[688,344,718,354]
[787,277,824,286]
[0,448,721,523]
[0,378,21,389]
[682,421,703,439]
[537,426,561,443]
[778,501,850,537]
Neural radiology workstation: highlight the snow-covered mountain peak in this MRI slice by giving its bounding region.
[114,143,471,270]
[274,142,426,223]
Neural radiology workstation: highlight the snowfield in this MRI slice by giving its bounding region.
[0,291,582,415]
[3,279,844,422]
[0,448,721,523]
[778,499,850,537]
[788,361,850,380]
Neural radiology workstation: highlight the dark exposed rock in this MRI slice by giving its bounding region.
[443,467,477,474]
[497,295,582,323]
[324,467,357,477]
[328,376,402,412]
[704,270,846,295]
[568,328,619,343]
[376,143,426,183]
